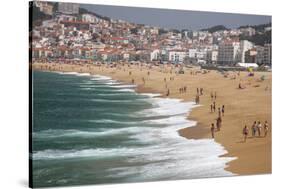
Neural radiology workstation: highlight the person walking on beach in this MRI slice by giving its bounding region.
[213,101,216,112]
[214,92,217,100]
[210,104,213,113]
[197,88,199,95]
[166,89,170,96]
[257,121,262,137]
[218,107,221,118]
[200,88,202,95]
[211,92,214,100]
[216,118,220,131]
[216,117,222,131]
[222,105,225,116]
[132,79,135,84]
[243,125,249,142]
[195,95,200,104]
[211,123,215,138]
[251,121,257,137]
[264,121,269,137]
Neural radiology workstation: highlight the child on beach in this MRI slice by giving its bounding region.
[243,125,249,142]
[211,123,215,138]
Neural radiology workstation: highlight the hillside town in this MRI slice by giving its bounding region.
[31,2,272,69]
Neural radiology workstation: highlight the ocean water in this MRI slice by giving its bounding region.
[32,70,235,188]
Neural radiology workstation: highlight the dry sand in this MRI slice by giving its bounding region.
[32,62,272,175]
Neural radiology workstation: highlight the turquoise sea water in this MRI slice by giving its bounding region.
[32,70,234,188]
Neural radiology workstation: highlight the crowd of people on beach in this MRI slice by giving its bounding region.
[210,93,225,138]
[243,120,269,142]
[207,88,270,142]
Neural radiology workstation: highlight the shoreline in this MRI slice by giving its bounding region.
[31,62,272,175]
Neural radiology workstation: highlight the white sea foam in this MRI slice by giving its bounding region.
[104,81,122,85]
[36,73,236,180]
[90,98,145,104]
[116,89,135,92]
[57,72,91,77]
[57,71,79,75]
[76,73,91,76]
[91,75,112,81]
[137,99,197,117]
[110,84,137,88]
[33,127,154,139]
[140,93,161,98]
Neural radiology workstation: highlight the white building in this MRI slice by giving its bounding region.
[58,3,79,15]
[239,27,256,36]
[256,46,264,65]
[188,49,197,59]
[263,44,272,65]
[217,40,240,65]
[34,1,54,15]
[239,40,253,63]
[150,49,160,61]
[256,44,272,65]
[82,14,99,23]
[168,50,187,63]
[206,50,218,64]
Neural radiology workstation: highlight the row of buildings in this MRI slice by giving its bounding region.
[31,2,272,66]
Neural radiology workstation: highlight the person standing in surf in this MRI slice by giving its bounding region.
[211,123,215,138]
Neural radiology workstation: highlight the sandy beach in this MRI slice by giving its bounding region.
[32,62,272,175]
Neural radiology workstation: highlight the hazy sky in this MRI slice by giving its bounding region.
[81,4,271,30]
